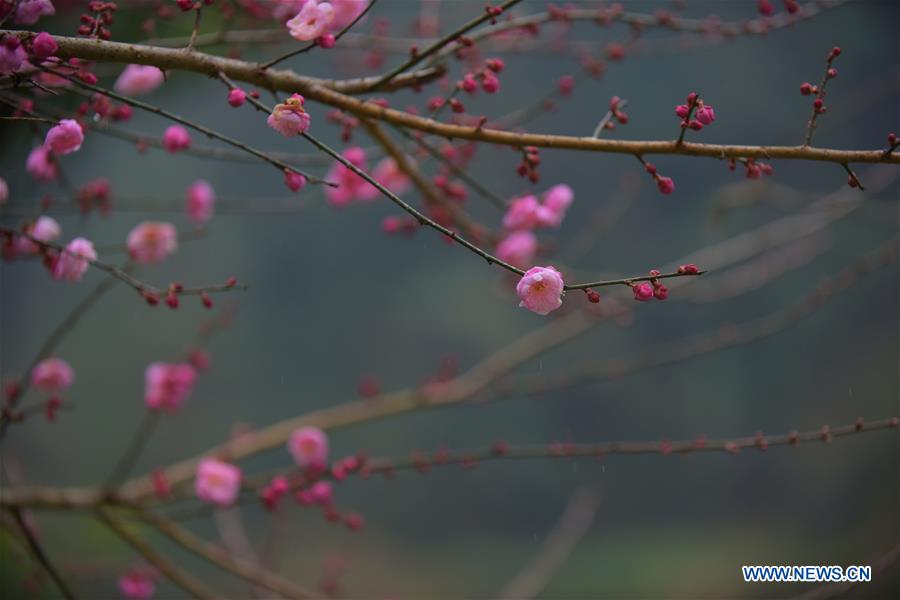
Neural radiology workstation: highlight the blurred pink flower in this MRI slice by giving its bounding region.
[13,0,55,25]
[118,569,155,600]
[16,216,61,255]
[114,65,165,96]
[186,180,215,223]
[195,458,242,506]
[52,238,96,282]
[26,146,57,181]
[31,358,74,393]
[288,426,329,468]
[44,119,84,155]
[325,146,379,205]
[127,222,177,264]
[161,125,191,152]
[495,231,537,269]
[144,362,197,412]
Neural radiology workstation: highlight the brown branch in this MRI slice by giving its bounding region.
[96,507,219,600]
[10,508,77,599]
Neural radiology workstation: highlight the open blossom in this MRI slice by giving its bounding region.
[516,266,565,315]
[162,125,191,152]
[13,0,55,25]
[44,119,84,155]
[31,358,74,393]
[372,157,411,196]
[288,426,329,468]
[16,215,61,254]
[286,1,335,41]
[114,64,165,96]
[496,231,537,269]
[118,570,155,600]
[0,37,27,74]
[502,184,575,230]
[26,146,57,181]
[195,458,242,506]
[325,146,379,205]
[52,238,96,282]
[127,222,177,264]
[267,94,311,137]
[145,362,197,412]
[186,180,215,223]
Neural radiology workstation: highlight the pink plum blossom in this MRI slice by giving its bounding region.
[114,64,165,96]
[331,0,368,29]
[516,266,565,315]
[227,88,246,107]
[186,180,215,223]
[288,426,329,468]
[267,94,311,137]
[540,184,574,226]
[144,362,197,412]
[26,146,57,181]
[52,238,96,282]
[31,358,74,393]
[127,222,177,264]
[118,570,155,600]
[372,157,411,196]
[502,184,575,230]
[31,32,57,59]
[13,0,55,25]
[495,231,537,269]
[325,146,379,205]
[0,37,27,75]
[161,125,191,152]
[16,215,61,255]
[195,458,242,506]
[286,1,335,41]
[44,119,84,155]
[502,195,542,230]
[696,105,715,125]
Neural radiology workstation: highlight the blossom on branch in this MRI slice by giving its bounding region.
[31,358,74,393]
[267,94,312,137]
[516,266,565,316]
[44,119,84,155]
[114,64,165,96]
[287,1,335,41]
[127,222,177,264]
[51,237,96,282]
[288,426,330,468]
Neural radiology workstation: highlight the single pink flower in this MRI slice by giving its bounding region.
[127,222,177,264]
[118,569,155,600]
[632,282,654,302]
[310,481,333,505]
[286,1,335,41]
[372,157,410,196]
[31,358,74,393]
[144,362,197,412]
[481,71,500,94]
[186,180,215,223]
[288,426,329,468]
[496,231,537,269]
[114,64,165,96]
[267,94,311,137]
[44,119,84,155]
[502,195,542,230]
[52,237,96,282]
[13,0,55,25]
[16,215,61,255]
[538,183,574,227]
[161,125,191,153]
[31,32,58,59]
[195,458,242,506]
[516,266,565,315]
[0,37,26,75]
[26,146,57,181]
[324,147,379,206]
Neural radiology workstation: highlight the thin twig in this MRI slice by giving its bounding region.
[10,508,77,599]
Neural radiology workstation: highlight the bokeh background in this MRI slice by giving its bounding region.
[1,0,899,597]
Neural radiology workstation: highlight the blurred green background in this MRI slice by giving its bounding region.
[1,0,898,597]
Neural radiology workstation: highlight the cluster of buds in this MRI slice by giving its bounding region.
[801,47,841,116]
[642,161,675,195]
[484,4,504,24]
[78,1,118,40]
[632,269,669,302]
[76,178,112,215]
[602,96,629,132]
[77,92,132,122]
[326,110,360,142]
[516,146,541,183]
[675,92,715,134]
[729,158,774,179]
